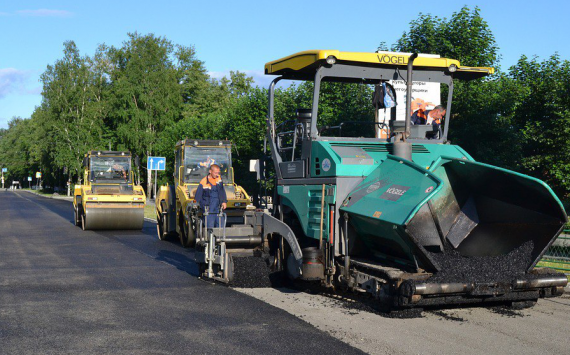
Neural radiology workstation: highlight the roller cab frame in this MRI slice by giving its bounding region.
[262,50,568,309]
[73,151,145,230]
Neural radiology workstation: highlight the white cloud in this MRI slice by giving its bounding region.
[0,11,11,16]
[17,9,73,17]
[0,68,41,100]
[0,68,30,98]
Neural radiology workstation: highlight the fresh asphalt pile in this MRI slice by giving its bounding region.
[427,241,535,284]
[229,256,273,288]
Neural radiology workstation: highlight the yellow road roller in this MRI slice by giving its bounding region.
[155,139,252,248]
[73,151,146,230]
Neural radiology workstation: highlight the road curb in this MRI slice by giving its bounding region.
[20,189,74,201]
[145,217,157,224]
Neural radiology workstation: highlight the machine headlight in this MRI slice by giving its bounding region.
[448,64,457,72]
[133,197,143,201]
[326,56,337,65]
[87,197,98,201]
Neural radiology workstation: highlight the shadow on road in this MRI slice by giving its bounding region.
[156,249,200,277]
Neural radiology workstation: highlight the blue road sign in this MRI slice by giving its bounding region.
[147,156,166,171]
[1,168,7,173]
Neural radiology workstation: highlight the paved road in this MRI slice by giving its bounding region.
[0,191,363,354]
[3,190,570,355]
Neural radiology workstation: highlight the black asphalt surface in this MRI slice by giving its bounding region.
[0,191,363,354]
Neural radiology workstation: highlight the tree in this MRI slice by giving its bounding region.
[392,6,570,200]
[507,55,570,197]
[393,6,498,68]
[392,6,505,163]
[107,33,183,194]
[35,41,108,185]
[0,118,37,184]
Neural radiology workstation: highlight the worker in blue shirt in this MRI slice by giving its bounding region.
[411,105,446,126]
[194,164,227,228]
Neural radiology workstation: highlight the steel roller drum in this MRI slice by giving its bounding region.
[84,203,144,230]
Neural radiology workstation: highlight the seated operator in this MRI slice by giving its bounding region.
[194,164,227,228]
[411,105,446,126]
[107,163,128,179]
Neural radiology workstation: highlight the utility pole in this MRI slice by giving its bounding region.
[154,169,157,200]
[1,167,7,189]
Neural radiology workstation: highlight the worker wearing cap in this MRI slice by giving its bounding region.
[195,164,227,228]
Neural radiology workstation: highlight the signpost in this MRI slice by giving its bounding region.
[1,167,6,189]
[28,176,32,189]
[35,172,42,190]
[147,157,166,199]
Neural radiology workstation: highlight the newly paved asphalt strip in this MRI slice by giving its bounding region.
[0,191,363,354]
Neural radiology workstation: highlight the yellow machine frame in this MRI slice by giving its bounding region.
[265,49,494,79]
[73,151,146,230]
[156,140,251,247]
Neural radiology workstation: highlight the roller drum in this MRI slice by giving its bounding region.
[84,203,144,230]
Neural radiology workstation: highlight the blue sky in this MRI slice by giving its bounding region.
[1,0,569,128]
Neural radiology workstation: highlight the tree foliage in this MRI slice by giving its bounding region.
[392,6,570,199]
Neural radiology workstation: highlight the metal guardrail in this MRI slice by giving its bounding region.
[538,229,570,279]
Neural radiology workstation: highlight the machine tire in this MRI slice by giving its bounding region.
[157,215,165,240]
[81,212,87,231]
[74,206,80,226]
[180,215,196,248]
[157,200,174,241]
[157,214,171,241]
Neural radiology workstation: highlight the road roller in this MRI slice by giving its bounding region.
[73,151,145,230]
[172,50,567,310]
[155,140,254,249]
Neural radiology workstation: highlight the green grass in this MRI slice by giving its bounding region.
[537,259,570,280]
[144,204,156,220]
[21,188,58,197]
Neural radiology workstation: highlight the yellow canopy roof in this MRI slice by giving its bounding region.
[265,50,494,80]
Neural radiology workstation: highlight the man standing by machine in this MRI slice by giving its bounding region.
[195,164,227,228]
